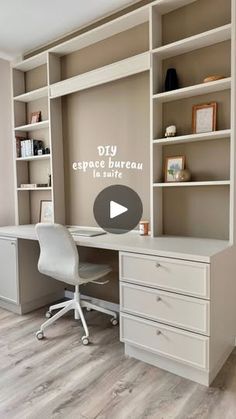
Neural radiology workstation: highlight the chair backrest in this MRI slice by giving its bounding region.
[35,223,79,285]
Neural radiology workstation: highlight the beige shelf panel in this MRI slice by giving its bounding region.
[153,130,231,145]
[14,120,49,132]
[152,24,232,59]
[50,52,151,98]
[153,78,231,103]
[14,86,48,103]
[16,155,51,162]
[153,181,230,187]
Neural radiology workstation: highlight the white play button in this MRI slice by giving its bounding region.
[110,200,128,219]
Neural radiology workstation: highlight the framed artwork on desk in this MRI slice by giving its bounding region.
[39,200,53,223]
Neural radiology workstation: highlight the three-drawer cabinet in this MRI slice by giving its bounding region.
[119,251,211,384]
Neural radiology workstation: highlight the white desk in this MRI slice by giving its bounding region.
[0,224,230,262]
[0,224,235,387]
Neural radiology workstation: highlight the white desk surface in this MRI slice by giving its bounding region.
[0,224,230,263]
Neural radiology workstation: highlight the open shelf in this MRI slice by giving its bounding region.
[17,187,52,191]
[12,52,48,72]
[50,52,150,98]
[16,155,51,162]
[153,129,231,145]
[14,120,49,132]
[152,24,231,59]
[14,86,48,103]
[153,77,231,103]
[153,181,230,187]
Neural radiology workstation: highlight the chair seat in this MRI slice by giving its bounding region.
[79,262,111,284]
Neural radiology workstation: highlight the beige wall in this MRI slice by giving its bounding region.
[0,58,15,226]
[62,72,150,227]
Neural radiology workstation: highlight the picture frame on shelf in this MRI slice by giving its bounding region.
[192,102,217,134]
[164,155,185,183]
[39,200,53,223]
[30,111,41,124]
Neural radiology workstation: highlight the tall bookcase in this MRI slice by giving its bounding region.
[11,0,236,246]
[12,55,65,225]
[150,0,234,242]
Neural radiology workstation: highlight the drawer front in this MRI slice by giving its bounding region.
[120,252,210,299]
[121,314,209,370]
[120,283,210,335]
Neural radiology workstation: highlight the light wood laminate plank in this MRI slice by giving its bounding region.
[0,308,236,419]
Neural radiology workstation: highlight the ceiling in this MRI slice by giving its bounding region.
[0,0,140,60]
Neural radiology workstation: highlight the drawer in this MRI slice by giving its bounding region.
[120,252,210,299]
[120,313,209,370]
[120,283,210,335]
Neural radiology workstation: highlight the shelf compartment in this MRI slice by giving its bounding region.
[153,181,230,187]
[14,86,48,103]
[50,7,149,57]
[14,120,49,132]
[12,52,48,72]
[152,24,231,59]
[17,187,52,191]
[153,129,231,145]
[50,52,150,98]
[16,155,51,162]
[153,77,231,103]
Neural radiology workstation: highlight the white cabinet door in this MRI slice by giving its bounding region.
[0,237,18,303]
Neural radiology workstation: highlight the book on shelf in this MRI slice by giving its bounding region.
[17,138,44,158]
[20,183,49,189]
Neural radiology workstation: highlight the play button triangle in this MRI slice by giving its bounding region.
[110,200,128,219]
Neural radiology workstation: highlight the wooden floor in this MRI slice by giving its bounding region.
[1,308,236,419]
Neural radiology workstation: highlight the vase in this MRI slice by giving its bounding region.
[165,68,179,91]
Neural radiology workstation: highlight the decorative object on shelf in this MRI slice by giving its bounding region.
[164,155,185,183]
[48,174,52,187]
[15,136,24,157]
[139,221,149,236]
[20,183,37,189]
[192,102,217,134]
[203,75,225,83]
[30,111,41,124]
[165,125,177,138]
[174,169,191,182]
[45,147,50,154]
[165,68,179,92]
[39,200,53,223]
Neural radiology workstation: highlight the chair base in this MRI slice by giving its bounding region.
[36,288,118,344]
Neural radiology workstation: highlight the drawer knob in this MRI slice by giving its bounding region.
[156,330,161,336]
[156,296,162,302]
[155,263,161,268]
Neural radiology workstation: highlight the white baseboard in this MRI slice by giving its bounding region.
[64,290,120,313]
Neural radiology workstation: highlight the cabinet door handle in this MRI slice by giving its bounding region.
[155,263,161,268]
[11,242,16,246]
[156,296,162,302]
[156,330,161,336]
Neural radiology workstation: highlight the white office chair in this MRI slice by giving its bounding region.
[35,223,118,345]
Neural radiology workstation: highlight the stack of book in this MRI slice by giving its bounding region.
[16,137,44,158]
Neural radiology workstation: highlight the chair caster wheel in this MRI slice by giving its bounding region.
[45,311,52,319]
[86,307,92,312]
[111,317,118,326]
[36,330,44,340]
[82,336,89,345]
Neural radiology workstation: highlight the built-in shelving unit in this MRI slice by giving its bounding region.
[11,0,235,243]
[150,0,234,241]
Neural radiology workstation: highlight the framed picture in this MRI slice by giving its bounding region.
[30,111,41,124]
[192,102,217,134]
[39,200,53,223]
[164,155,185,182]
